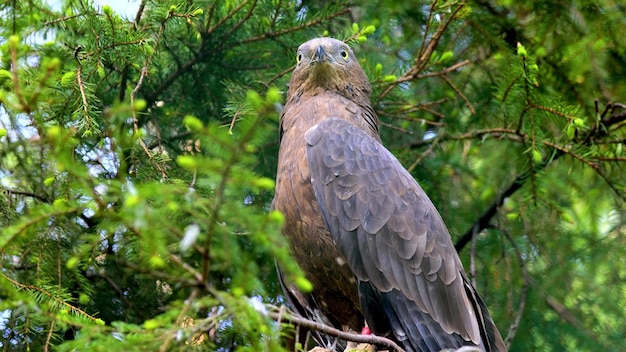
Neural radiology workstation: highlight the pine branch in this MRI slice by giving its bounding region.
[1,186,48,202]
[455,101,626,251]
[380,1,467,99]
[218,0,259,46]
[0,272,100,323]
[145,5,352,106]
[401,103,625,251]
[238,8,352,46]
[1,207,81,251]
[207,0,251,35]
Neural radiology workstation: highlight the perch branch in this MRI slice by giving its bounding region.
[267,307,405,352]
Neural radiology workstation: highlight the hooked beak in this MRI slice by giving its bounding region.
[312,45,328,63]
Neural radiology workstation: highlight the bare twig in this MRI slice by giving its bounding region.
[267,64,296,86]
[500,229,528,349]
[130,23,168,178]
[170,254,204,283]
[267,308,405,352]
[393,59,472,85]
[160,288,200,352]
[441,74,475,114]
[378,99,448,123]
[381,2,467,98]
[43,320,55,352]
[594,156,626,162]
[407,134,441,173]
[380,121,413,134]
[44,13,87,26]
[269,0,283,29]
[228,107,242,134]
[239,8,352,46]
[133,0,146,30]
[207,0,249,34]
[544,295,584,330]
[1,187,47,202]
[74,46,92,129]
[408,128,523,149]
[469,225,477,287]
[219,0,259,46]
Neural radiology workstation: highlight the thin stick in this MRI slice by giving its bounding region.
[267,310,405,352]
[501,229,528,349]
[130,23,168,178]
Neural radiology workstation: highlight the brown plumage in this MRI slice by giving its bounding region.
[273,37,507,352]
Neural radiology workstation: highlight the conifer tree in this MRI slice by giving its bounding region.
[1,1,624,351]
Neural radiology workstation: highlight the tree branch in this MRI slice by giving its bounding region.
[527,277,620,351]
[455,102,626,251]
[455,168,530,251]
[500,229,528,349]
[1,186,47,202]
[267,307,405,352]
[381,2,467,99]
[408,128,523,149]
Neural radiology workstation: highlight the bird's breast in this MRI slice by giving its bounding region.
[273,92,368,330]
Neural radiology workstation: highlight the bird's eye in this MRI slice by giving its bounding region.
[296,53,302,64]
[340,50,349,61]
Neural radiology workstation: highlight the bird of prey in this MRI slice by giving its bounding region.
[272,37,507,352]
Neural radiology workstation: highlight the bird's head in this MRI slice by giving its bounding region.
[288,37,371,99]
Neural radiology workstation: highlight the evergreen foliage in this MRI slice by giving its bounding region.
[0,0,624,351]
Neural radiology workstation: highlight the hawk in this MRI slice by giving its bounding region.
[273,37,506,352]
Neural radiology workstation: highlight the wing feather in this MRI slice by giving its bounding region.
[305,118,500,351]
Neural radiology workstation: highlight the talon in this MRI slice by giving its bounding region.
[361,326,371,335]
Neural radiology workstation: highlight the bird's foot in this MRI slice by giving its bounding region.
[308,348,332,352]
[344,327,375,352]
[344,343,376,352]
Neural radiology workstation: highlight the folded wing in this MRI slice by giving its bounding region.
[305,117,506,352]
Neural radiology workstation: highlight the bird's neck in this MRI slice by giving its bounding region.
[280,90,380,143]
